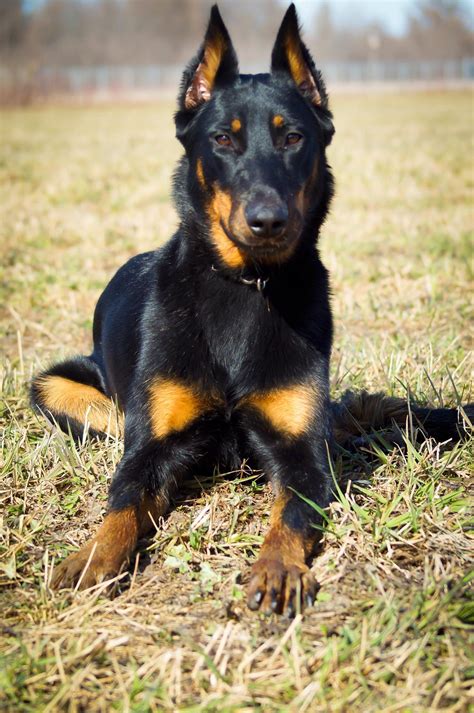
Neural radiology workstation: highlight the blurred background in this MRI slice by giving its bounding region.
[1,0,473,103]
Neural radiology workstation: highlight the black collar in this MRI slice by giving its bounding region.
[211,265,269,293]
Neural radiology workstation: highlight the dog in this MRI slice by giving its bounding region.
[31,4,472,616]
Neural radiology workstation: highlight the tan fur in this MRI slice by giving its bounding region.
[196,158,206,188]
[208,187,246,268]
[283,37,321,106]
[51,493,169,590]
[246,492,317,611]
[148,377,214,439]
[35,375,121,436]
[98,507,139,556]
[272,114,285,127]
[244,383,320,437]
[263,493,314,560]
[229,201,250,239]
[207,185,301,269]
[185,34,226,109]
[231,118,241,132]
[201,34,226,91]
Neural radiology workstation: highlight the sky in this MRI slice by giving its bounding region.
[298,0,420,35]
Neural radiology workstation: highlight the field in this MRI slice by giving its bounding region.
[1,92,473,711]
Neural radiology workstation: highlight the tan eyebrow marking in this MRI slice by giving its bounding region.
[231,118,242,133]
[272,115,285,128]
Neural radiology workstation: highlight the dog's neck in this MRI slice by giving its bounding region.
[210,263,270,292]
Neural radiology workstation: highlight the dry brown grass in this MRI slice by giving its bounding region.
[1,93,473,711]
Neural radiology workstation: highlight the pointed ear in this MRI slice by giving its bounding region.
[179,5,238,112]
[271,4,326,109]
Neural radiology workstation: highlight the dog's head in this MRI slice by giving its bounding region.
[175,4,334,269]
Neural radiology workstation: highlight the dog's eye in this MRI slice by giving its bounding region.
[215,134,232,147]
[285,132,303,147]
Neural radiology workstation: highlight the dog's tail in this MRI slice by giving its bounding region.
[331,391,473,447]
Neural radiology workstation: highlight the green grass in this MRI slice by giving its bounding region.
[1,92,473,711]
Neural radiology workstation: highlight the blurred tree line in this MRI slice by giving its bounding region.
[311,1,473,62]
[0,0,282,68]
[1,0,472,70]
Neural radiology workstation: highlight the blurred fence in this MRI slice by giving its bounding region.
[1,58,473,101]
[323,57,474,82]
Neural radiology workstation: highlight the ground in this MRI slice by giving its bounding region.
[0,92,473,712]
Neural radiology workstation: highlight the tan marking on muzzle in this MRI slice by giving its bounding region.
[208,187,246,268]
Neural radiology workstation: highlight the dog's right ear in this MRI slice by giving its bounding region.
[176,5,238,136]
[271,4,334,144]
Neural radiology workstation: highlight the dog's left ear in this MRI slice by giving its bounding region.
[179,5,238,113]
[271,4,328,111]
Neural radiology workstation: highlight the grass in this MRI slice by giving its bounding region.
[0,92,473,711]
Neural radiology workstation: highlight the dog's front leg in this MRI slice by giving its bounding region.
[52,378,216,590]
[50,439,185,591]
[246,482,327,616]
[242,380,332,616]
[51,468,169,591]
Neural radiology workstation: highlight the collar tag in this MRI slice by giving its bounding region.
[240,275,269,292]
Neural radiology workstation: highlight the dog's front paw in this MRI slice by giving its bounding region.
[51,541,127,591]
[247,556,318,616]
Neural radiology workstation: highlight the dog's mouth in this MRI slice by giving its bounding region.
[220,219,300,256]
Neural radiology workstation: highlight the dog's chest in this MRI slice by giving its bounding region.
[198,280,311,393]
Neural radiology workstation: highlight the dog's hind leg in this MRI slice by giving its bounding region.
[31,356,121,441]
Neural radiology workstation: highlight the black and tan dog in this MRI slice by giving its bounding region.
[31,5,471,615]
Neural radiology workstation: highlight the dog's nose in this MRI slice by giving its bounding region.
[245,201,288,239]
